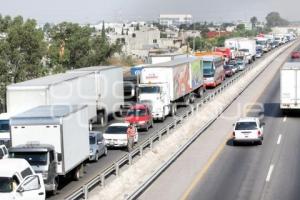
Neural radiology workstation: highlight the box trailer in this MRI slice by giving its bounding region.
[9,105,89,193]
[280,62,300,110]
[225,37,256,63]
[138,57,204,121]
[68,66,124,123]
[149,53,187,64]
[7,66,124,125]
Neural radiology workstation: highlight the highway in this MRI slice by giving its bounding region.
[48,43,294,200]
[139,43,300,200]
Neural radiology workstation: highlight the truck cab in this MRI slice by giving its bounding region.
[138,83,171,121]
[0,158,45,200]
[9,144,58,193]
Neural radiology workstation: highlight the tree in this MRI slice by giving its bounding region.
[0,16,47,111]
[236,24,246,31]
[266,12,289,27]
[250,16,258,29]
[200,27,210,38]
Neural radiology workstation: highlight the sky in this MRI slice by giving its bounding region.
[0,0,299,24]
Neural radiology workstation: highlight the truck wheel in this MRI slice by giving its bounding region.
[95,152,99,162]
[197,88,204,98]
[189,94,195,104]
[104,147,108,156]
[74,168,80,181]
[170,104,176,116]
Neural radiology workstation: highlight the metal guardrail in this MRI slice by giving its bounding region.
[64,42,294,200]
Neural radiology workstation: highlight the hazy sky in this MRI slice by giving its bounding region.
[0,0,299,24]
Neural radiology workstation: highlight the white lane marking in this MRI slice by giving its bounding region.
[266,164,274,182]
[283,116,287,122]
[277,134,282,145]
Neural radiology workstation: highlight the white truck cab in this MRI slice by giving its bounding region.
[0,158,45,200]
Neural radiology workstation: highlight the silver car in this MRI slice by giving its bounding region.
[89,131,107,161]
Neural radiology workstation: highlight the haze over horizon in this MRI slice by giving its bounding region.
[0,0,299,24]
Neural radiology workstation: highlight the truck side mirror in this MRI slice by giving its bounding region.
[17,187,24,193]
[57,153,62,162]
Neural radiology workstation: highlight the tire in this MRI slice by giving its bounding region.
[257,140,263,145]
[170,104,176,116]
[145,123,149,131]
[232,140,238,146]
[189,94,195,104]
[95,152,99,162]
[104,147,108,156]
[73,167,81,181]
[197,88,204,98]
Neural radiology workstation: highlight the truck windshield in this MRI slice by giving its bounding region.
[89,136,96,144]
[0,120,9,132]
[105,126,128,134]
[0,177,13,193]
[256,40,266,45]
[139,86,160,94]
[10,152,48,166]
[127,109,146,116]
[203,61,214,75]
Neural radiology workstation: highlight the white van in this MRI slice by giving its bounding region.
[0,158,45,200]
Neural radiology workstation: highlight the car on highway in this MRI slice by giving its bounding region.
[125,104,153,131]
[291,51,300,59]
[227,60,239,73]
[224,65,234,77]
[89,131,107,162]
[256,47,264,58]
[103,123,138,148]
[232,117,264,145]
[236,59,246,71]
[0,145,8,159]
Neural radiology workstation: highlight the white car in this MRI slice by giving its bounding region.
[232,117,264,145]
[103,123,138,148]
[0,158,45,200]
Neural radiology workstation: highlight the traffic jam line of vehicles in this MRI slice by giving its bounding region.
[0,33,296,199]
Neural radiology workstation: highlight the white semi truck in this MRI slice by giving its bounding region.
[149,53,187,64]
[9,105,90,194]
[7,66,124,126]
[225,37,257,63]
[280,62,300,111]
[138,57,204,121]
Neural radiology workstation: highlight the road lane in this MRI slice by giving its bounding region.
[48,44,292,199]
[139,42,298,200]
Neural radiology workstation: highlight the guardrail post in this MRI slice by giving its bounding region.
[115,163,119,176]
[140,145,143,156]
[166,125,170,135]
[128,153,132,165]
[101,173,105,188]
[150,138,153,150]
[84,184,88,200]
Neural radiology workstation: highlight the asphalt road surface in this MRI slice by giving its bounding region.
[48,43,293,200]
[139,42,300,200]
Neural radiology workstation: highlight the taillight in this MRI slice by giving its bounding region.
[257,131,261,136]
[232,131,235,137]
